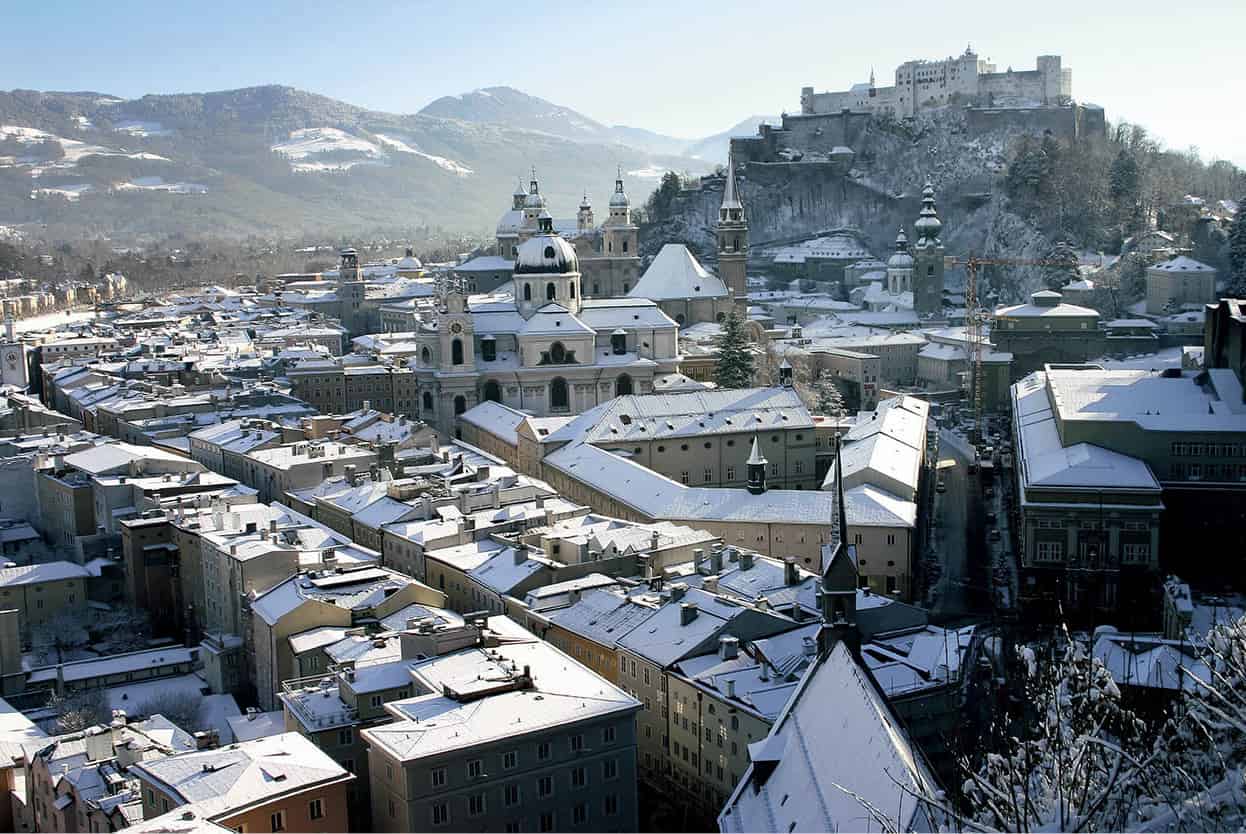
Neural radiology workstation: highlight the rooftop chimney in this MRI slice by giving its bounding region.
[679,602,699,625]
[719,635,739,660]
[740,551,754,571]
[670,583,687,602]
[709,544,723,574]
[784,558,800,586]
[725,678,736,699]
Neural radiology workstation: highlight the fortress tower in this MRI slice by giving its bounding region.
[911,181,945,317]
[717,155,748,312]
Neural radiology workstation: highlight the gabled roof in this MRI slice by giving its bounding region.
[629,245,728,300]
[718,642,941,833]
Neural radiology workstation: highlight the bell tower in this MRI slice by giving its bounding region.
[437,274,475,372]
[717,154,748,311]
[577,190,594,233]
[886,228,914,295]
[746,435,767,494]
[601,168,637,257]
[912,180,945,317]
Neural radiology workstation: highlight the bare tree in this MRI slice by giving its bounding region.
[959,627,1154,832]
[137,691,201,732]
[47,688,108,734]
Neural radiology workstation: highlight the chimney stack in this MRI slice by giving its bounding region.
[784,558,800,586]
[679,602,699,625]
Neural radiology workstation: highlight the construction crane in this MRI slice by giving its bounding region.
[944,254,1076,444]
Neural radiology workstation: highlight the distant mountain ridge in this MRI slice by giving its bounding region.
[0,84,734,241]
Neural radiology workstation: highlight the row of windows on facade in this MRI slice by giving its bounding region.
[416,794,622,830]
[1170,462,1246,481]
[1032,540,1151,563]
[385,727,620,790]
[435,335,628,367]
[142,795,325,832]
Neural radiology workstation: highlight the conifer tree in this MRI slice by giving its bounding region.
[1228,199,1246,297]
[812,370,846,419]
[713,309,754,390]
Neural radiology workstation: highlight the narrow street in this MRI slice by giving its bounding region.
[930,428,988,624]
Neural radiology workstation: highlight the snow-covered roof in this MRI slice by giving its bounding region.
[1011,372,1163,491]
[128,732,351,819]
[364,618,638,762]
[515,235,577,275]
[457,400,527,446]
[718,642,941,833]
[629,245,728,300]
[0,561,89,587]
[225,710,287,743]
[1149,255,1215,273]
[843,484,917,527]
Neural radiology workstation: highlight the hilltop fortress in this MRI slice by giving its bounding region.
[801,47,1072,118]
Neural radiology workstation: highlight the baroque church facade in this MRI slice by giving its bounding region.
[411,215,681,435]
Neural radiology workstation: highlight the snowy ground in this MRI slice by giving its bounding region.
[13,309,98,333]
[272,127,473,176]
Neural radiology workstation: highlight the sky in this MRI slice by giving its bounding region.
[5,0,1245,165]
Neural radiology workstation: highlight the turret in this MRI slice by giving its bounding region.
[522,168,546,231]
[512,178,527,211]
[746,435,767,495]
[778,358,793,388]
[717,154,748,310]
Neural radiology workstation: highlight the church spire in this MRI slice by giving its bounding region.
[721,154,742,213]
[746,435,768,495]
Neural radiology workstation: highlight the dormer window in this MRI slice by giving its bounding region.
[544,246,556,259]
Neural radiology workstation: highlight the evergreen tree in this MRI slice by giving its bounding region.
[1108,149,1140,207]
[1043,240,1080,292]
[812,370,846,418]
[1229,199,1246,297]
[713,309,754,390]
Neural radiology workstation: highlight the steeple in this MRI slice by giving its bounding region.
[869,67,876,88]
[914,180,943,247]
[717,153,748,310]
[512,177,526,211]
[746,435,767,495]
[911,180,945,317]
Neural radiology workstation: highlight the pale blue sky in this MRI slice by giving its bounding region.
[7,0,1244,164]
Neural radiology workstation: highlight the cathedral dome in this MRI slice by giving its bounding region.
[515,234,578,275]
[609,187,630,208]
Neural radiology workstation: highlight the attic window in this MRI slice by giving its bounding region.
[544,246,556,259]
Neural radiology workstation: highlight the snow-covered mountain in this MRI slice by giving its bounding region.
[0,85,714,240]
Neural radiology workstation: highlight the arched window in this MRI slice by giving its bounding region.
[546,282,556,301]
[675,313,686,326]
[611,332,626,355]
[420,346,431,365]
[451,338,464,365]
[523,283,532,301]
[615,374,633,396]
[569,283,576,299]
[483,380,501,403]
[454,395,467,415]
[550,378,569,411]
[593,283,600,295]
[422,391,434,412]
[549,341,567,364]
[733,236,740,252]
[622,240,628,253]
[716,311,726,323]
[543,245,555,259]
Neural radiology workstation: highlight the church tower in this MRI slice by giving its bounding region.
[437,274,475,372]
[577,191,594,233]
[911,180,945,317]
[520,169,546,242]
[512,179,526,211]
[601,169,637,257]
[886,228,914,295]
[717,154,748,311]
[337,247,367,335]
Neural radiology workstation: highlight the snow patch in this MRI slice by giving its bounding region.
[73,115,94,130]
[374,133,473,176]
[0,125,168,174]
[272,127,381,159]
[111,120,172,137]
[30,183,94,201]
[115,176,207,194]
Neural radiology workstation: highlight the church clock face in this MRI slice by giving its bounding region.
[449,323,463,335]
